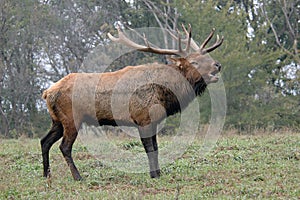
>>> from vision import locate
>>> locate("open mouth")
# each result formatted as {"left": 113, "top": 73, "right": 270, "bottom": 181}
{"left": 208, "top": 71, "right": 220, "bottom": 83}
{"left": 211, "top": 69, "right": 220, "bottom": 76}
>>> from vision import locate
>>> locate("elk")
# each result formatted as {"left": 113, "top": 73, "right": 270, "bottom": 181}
{"left": 41, "top": 24, "right": 223, "bottom": 180}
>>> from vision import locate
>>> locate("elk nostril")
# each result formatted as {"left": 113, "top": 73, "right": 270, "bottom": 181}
{"left": 215, "top": 62, "right": 221, "bottom": 71}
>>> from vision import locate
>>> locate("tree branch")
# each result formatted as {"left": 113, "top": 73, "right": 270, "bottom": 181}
{"left": 281, "top": 0, "right": 295, "bottom": 39}
{"left": 261, "top": 0, "right": 299, "bottom": 64}
{"left": 142, "top": 0, "right": 179, "bottom": 50}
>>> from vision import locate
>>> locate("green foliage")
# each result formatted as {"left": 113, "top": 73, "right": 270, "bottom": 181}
{"left": 0, "top": 0, "right": 299, "bottom": 137}
{"left": 174, "top": 0, "right": 299, "bottom": 132}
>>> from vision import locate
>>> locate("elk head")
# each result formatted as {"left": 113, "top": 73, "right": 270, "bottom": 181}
{"left": 108, "top": 24, "right": 224, "bottom": 84}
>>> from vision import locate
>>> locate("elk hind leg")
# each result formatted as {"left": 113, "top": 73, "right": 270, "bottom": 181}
{"left": 41, "top": 121, "right": 63, "bottom": 178}
{"left": 59, "top": 125, "right": 82, "bottom": 181}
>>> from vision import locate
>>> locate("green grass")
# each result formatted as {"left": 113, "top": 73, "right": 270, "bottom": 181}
{"left": 0, "top": 132, "right": 299, "bottom": 199}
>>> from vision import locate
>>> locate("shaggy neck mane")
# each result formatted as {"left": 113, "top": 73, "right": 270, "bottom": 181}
{"left": 194, "top": 77, "right": 207, "bottom": 96}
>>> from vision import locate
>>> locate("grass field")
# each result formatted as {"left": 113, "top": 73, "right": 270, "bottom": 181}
{"left": 0, "top": 132, "right": 299, "bottom": 199}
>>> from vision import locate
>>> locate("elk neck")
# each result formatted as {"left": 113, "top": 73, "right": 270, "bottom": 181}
{"left": 168, "top": 57, "right": 207, "bottom": 96}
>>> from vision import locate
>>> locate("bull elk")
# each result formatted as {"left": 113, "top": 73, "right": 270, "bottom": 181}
{"left": 41, "top": 24, "right": 224, "bottom": 180}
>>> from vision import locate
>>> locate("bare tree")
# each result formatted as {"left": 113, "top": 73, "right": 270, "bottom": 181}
{"left": 0, "top": 0, "right": 131, "bottom": 137}
{"left": 141, "top": 0, "right": 180, "bottom": 49}
{"left": 261, "top": 0, "right": 299, "bottom": 64}
{"left": 0, "top": 59, "right": 9, "bottom": 137}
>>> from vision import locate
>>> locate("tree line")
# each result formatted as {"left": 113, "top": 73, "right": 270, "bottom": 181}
{"left": 0, "top": 0, "right": 299, "bottom": 138}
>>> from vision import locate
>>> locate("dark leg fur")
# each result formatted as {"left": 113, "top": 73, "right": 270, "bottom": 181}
{"left": 59, "top": 128, "right": 82, "bottom": 181}
{"left": 41, "top": 121, "right": 63, "bottom": 178}
{"left": 138, "top": 124, "right": 160, "bottom": 178}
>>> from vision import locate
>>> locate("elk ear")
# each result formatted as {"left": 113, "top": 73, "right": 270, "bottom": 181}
{"left": 167, "top": 57, "right": 181, "bottom": 67}
{"left": 168, "top": 57, "right": 188, "bottom": 71}
{"left": 167, "top": 57, "right": 180, "bottom": 66}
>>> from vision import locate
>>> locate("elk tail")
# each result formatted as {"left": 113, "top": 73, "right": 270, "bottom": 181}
{"left": 42, "top": 90, "right": 48, "bottom": 99}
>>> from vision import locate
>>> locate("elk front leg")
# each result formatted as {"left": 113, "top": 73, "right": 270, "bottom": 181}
{"left": 138, "top": 124, "right": 160, "bottom": 178}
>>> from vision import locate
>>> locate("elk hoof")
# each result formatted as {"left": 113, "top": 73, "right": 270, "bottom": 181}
{"left": 43, "top": 168, "right": 51, "bottom": 178}
{"left": 73, "top": 174, "right": 83, "bottom": 181}
{"left": 150, "top": 169, "right": 161, "bottom": 178}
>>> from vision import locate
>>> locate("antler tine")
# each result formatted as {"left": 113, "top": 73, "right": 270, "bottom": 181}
{"left": 181, "top": 24, "right": 200, "bottom": 51}
{"left": 181, "top": 24, "right": 191, "bottom": 52}
{"left": 176, "top": 28, "right": 183, "bottom": 52}
{"left": 199, "top": 28, "right": 216, "bottom": 52}
{"left": 201, "top": 34, "right": 224, "bottom": 54}
{"left": 107, "top": 27, "right": 120, "bottom": 42}
{"left": 108, "top": 27, "right": 147, "bottom": 50}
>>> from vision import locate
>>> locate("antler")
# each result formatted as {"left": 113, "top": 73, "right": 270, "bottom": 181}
{"left": 169, "top": 24, "right": 199, "bottom": 52}
{"left": 108, "top": 25, "right": 223, "bottom": 57}
{"left": 168, "top": 24, "right": 224, "bottom": 55}
{"left": 198, "top": 28, "right": 224, "bottom": 54}
{"left": 108, "top": 26, "right": 192, "bottom": 57}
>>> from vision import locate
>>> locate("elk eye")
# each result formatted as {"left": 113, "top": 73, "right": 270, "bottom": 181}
{"left": 191, "top": 62, "right": 198, "bottom": 65}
